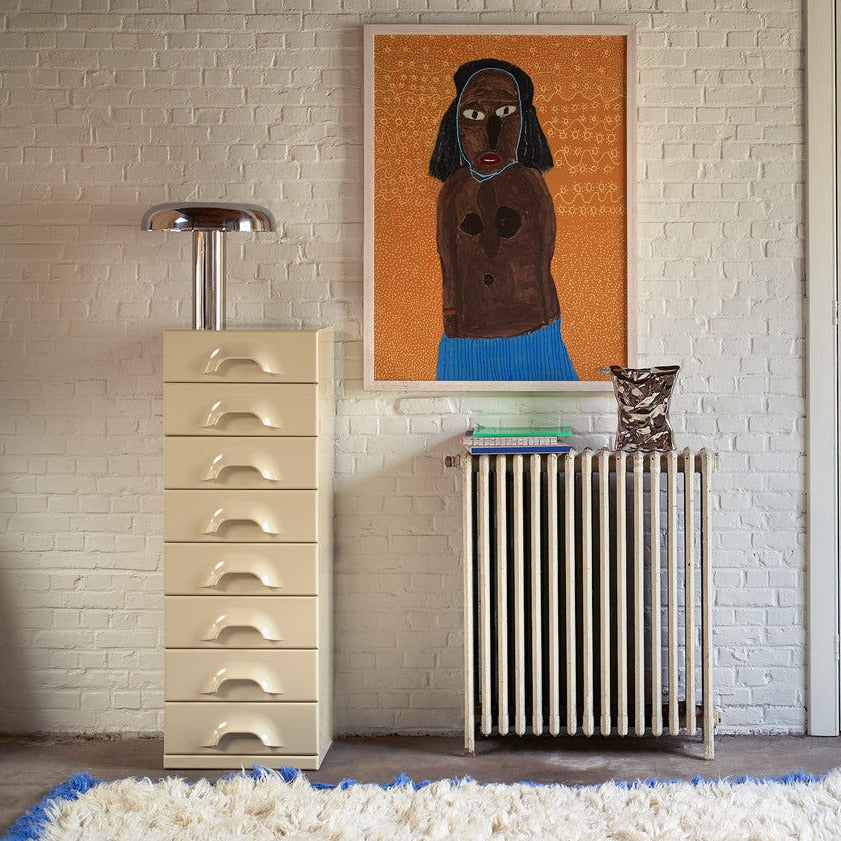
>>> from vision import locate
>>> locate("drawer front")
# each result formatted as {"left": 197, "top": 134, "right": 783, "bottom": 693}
{"left": 164, "top": 384, "right": 318, "bottom": 437}
{"left": 165, "top": 702, "right": 318, "bottom": 755}
{"left": 164, "top": 543, "right": 318, "bottom": 596}
{"left": 165, "top": 437, "right": 318, "bottom": 490}
{"left": 164, "top": 331, "right": 320, "bottom": 383}
{"left": 165, "top": 596, "right": 317, "bottom": 648}
{"left": 164, "top": 490, "right": 317, "bottom": 543}
{"left": 165, "top": 650, "right": 317, "bottom": 702}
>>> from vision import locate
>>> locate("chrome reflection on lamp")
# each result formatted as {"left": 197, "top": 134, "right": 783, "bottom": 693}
{"left": 141, "top": 203, "right": 276, "bottom": 331}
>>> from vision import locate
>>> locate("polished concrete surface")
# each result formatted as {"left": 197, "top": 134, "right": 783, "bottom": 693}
{"left": 2, "top": 734, "right": 840, "bottom": 833}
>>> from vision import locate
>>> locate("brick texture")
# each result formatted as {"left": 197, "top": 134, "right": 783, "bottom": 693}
{"left": 0, "top": 0, "right": 805, "bottom": 735}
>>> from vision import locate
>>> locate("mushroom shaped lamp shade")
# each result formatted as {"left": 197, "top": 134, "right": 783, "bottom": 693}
{"left": 141, "top": 202, "right": 276, "bottom": 331}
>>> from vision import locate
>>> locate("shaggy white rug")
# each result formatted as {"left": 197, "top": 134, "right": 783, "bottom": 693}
{"left": 7, "top": 767, "right": 841, "bottom": 841}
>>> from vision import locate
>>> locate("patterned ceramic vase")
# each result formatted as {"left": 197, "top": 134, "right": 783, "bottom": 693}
{"left": 609, "top": 365, "right": 679, "bottom": 452}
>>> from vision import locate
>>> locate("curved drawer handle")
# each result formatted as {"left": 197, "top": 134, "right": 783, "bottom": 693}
{"left": 199, "top": 664, "right": 284, "bottom": 696}
{"left": 200, "top": 609, "right": 282, "bottom": 642}
{"left": 200, "top": 558, "right": 281, "bottom": 590}
{"left": 201, "top": 718, "right": 283, "bottom": 749}
{"left": 202, "top": 400, "right": 281, "bottom": 430}
{"left": 202, "top": 453, "right": 281, "bottom": 483}
{"left": 201, "top": 505, "right": 281, "bottom": 536}
{"left": 204, "top": 347, "right": 278, "bottom": 376}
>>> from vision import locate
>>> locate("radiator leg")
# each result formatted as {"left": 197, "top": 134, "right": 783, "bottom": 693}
{"left": 704, "top": 730, "right": 714, "bottom": 760}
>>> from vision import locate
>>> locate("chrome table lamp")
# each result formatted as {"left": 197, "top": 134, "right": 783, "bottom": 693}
{"left": 141, "top": 202, "right": 276, "bottom": 330}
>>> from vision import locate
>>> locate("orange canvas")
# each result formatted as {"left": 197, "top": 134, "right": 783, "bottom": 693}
{"left": 370, "top": 31, "right": 629, "bottom": 384}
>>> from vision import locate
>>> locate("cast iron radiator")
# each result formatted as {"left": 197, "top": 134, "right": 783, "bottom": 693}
{"left": 461, "top": 449, "right": 716, "bottom": 759}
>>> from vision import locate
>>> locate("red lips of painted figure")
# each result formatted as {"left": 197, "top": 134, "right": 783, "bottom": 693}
{"left": 458, "top": 69, "right": 522, "bottom": 176}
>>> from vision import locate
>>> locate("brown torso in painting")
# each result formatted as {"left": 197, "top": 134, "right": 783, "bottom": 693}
{"left": 436, "top": 163, "right": 560, "bottom": 340}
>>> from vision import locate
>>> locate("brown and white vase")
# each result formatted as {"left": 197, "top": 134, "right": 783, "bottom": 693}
{"left": 609, "top": 365, "right": 680, "bottom": 452}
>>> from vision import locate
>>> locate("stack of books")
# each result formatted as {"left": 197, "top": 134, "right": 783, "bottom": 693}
{"left": 460, "top": 425, "right": 573, "bottom": 454}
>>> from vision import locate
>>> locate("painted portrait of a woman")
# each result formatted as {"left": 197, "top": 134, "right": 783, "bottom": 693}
{"left": 429, "top": 58, "right": 578, "bottom": 381}
{"left": 366, "top": 30, "right": 631, "bottom": 388}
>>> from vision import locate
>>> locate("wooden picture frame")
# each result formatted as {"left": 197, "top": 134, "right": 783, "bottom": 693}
{"left": 364, "top": 24, "right": 637, "bottom": 391}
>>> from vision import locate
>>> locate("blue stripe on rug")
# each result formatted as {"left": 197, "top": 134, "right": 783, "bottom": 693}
{"left": 2, "top": 773, "right": 103, "bottom": 841}
{"left": 2, "top": 766, "right": 829, "bottom": 841}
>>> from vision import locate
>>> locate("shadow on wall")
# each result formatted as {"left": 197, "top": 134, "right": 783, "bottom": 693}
{"left": 0, "top": 554, "right": 44, "bottom": 732}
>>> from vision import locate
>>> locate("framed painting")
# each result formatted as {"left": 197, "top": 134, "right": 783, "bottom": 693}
{"left": 363, "top": 24, "right": 637, "bottom": 391}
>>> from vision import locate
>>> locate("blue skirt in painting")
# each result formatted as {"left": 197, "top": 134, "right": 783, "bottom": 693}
{"left": 435, "top": 319, "right": 578, "bottom": 381}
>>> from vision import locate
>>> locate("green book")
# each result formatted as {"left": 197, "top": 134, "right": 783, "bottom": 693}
{"left": 472, "top": 424, "right": 572, "bottom": 438}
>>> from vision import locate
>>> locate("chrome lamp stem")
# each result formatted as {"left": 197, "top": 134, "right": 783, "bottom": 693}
{"left": 193, "top": 229, "right": 225, "bottom": 331}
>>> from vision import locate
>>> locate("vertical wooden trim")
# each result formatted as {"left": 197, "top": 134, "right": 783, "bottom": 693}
{"left": 806, "top": 0, "right": 841, "bottom": 737}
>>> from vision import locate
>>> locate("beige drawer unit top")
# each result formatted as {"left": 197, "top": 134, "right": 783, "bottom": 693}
{"left": 164, "top": 330, "right": 323, "bottom": 383}
{"left": 164, "top": 702, "right": 319, "bottom": 756}
{"left": 164, "top": 383, "right": 318, "bottom": 437}
{"left": 164, "top": 489, "right": 318, "bottom": 543}
{"left": 164, "top": 437, "right": 318, "bottom": 490}
{"left": 164, "top": 543, "right": 318, "bottom": 597}
{"left": 165, "top": 650, "right": 318, "bottom": 702}
{"left": 164, "top": 596, "right": 318, "bottom": 649}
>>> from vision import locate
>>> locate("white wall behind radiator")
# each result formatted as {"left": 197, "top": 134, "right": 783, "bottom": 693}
{"left": 0, "top": 0, "right": 805, "bottom": 734}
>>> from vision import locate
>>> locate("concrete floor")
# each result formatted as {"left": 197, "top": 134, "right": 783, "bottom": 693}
{"left": 2, "top": 734, "right": 840, "bottom": 833}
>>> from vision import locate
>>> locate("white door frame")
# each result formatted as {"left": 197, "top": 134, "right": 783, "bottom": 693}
{"left": 806, "top": 0, "right": 840, "bottom": 735}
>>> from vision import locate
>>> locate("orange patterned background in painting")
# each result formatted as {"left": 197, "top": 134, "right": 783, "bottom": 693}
{"left": 373, "top": 34, "right": 627, "bottom": 382}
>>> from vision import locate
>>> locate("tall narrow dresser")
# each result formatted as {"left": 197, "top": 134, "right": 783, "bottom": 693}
{"left": 162, "top": 329, "right": 333, "bottom": 770}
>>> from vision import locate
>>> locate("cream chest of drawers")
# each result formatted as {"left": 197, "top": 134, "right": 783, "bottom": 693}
{"left": 162, "top": 329, "right": 333, "bottom": 770}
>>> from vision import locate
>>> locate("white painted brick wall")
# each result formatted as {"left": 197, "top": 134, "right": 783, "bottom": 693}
{"left": 0, "top": 0, "right": 805, "bottom": 735}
